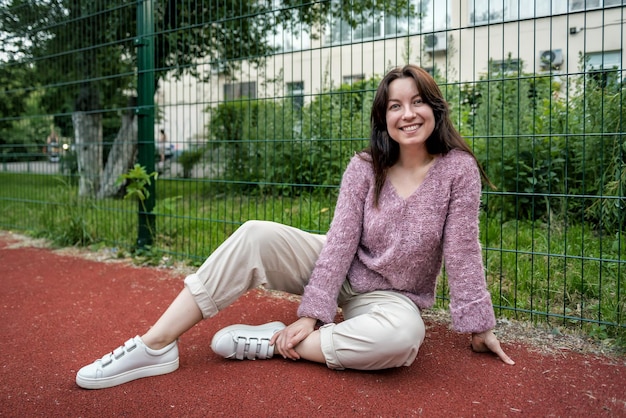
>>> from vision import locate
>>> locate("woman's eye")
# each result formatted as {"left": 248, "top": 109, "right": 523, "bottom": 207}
{"left": 414, "top": 99, "right": 423, "bottom": 105}
{"left": 389, "top": 104, "right": 400, "bottom": 110}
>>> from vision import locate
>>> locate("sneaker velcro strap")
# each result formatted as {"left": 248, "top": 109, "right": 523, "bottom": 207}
{"left": 235, "top": 337, "right": 247, "bottom": 360}
{"left": 233, "top": 336, "right": 272, "bottom": 360}
{"left": 113, "top": 346, "right": 125, "bottom": 359}
{"left": 124, "top": 338, "right": 137, "bottom": 352}
{"left": 258, "top": 339, "right": 270, "bottom": 359}
{"left": 102, "top": 338, "right": 139, "bottom": 366}
{"left": 246, "top": 338, "right": 259, "bottom": 360}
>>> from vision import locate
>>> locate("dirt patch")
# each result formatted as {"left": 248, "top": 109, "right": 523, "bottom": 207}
{"left": 423, "top": 309, "right": 624, "bottom": 360}
{"left": 0, "top": 230, "right": 196, "bottom": 276}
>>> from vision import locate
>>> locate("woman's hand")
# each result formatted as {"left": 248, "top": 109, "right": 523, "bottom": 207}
{"left": 471, "top": 330, "right": 515, "bottom": 365}
{"left": 270, "top": 317, "right": 317, "bottom": 360}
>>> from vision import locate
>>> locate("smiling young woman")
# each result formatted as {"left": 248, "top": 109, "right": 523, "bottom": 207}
{"left": 383, "top": 76, "right": 439, "bottom": 198}
{"left": 75, "top": 64, "right": 512, "bottom": 391}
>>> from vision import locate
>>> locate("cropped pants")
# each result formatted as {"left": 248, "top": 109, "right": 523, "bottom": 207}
{"left": 183, "top": 220, "right": 425, "bottom": 371}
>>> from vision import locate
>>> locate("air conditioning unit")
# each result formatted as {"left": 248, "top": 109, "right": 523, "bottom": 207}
{"left": 539, "top": 49, "right": 564, "bottom": 70}
{"left": 424, "top": 33, "right": 447, "bottom": 53}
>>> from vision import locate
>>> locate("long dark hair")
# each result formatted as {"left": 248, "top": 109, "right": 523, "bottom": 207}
{"left": 364, "top": 64, "right": 493, "bottom": 205}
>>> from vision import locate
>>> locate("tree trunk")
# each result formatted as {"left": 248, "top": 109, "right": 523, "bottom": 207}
{"left": 72, "top": 111, "right": 102, "bottom": 197}
{"left": 96, "top": 110, "right": 138, "bottom": 199}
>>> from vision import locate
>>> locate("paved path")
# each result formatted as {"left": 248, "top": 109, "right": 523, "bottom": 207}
{"left": 0, "top": 232, "right": 624, "bottom": 417}
{"left": 0, "top": 160, "right": 214, "bottom": 178}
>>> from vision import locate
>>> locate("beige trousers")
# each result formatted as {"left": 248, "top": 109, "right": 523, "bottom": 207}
{"left": 184, "top": 220, "right": 425, "bottom": 370}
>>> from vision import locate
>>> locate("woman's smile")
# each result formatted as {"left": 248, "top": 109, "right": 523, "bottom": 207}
{"left": 400, "top": 123, "right": 421, "bottom": 133}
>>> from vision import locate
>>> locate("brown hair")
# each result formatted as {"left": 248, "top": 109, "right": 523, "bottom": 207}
{"left": 364, "top": 64, "right": 493, "bottom": 205}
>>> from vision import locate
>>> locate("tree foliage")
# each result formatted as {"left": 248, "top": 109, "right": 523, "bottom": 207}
{"left": 0, "top": 59, "right": 33, "bottom": 130}
{"left": 0, "top": 58, "right": 39, "bottom": 154}
{"left": 1, "top": 0, "right": 417, "bottom": 102}
{"left": 0, "top": 0, "right": 416, "bottom": 195}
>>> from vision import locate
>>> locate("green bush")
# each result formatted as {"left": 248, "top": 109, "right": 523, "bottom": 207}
{"left": 205, "top": 78, "right": 376, "bottom": 196}
{"left": 459, "top": 59, "right": 624, "bottom": 232}
{"left": 37, "top": 180, "right": 96, "bottom": 247}
{"left": 177, "top": 148, "right": 205, "bottom": 179}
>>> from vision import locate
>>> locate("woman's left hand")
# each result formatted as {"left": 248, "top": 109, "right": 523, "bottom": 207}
{"left": 271, "top": 317, "right": 317, "bottom": 361}
{"left": 471, "top": 330, "right": 515, "bottom": 365}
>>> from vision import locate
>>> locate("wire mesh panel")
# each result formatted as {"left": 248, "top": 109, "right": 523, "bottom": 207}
{"left": 0, "top": 0, "right": 624, "bottom": 334}
{"left": 0, "top": 0, "right": 140, "bottom": 248}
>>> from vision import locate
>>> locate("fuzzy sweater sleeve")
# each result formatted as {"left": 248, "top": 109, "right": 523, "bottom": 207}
{"left": 443, "top": 154, "right": 496, "bottom": 333}
{"left": 297, "top": 155, "right": 370, "bottom": 323}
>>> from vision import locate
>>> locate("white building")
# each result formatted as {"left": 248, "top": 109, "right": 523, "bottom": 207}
{"left": 156, "top": 0, "right": 625, "bottom": 149}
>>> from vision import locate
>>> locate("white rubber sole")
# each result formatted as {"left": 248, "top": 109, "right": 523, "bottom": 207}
{"left": 76, "top": 357, "right": 179, "bottom": 390}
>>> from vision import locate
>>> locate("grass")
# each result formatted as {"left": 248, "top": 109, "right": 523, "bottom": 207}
{"left": 0, "top": 173, "right": 337, "bottom": 262}
{"left": 0, "top": 172, "right": 624, "bottom": 344}
{"left": 478, "top": 217, "right": 625, "bottom": 331}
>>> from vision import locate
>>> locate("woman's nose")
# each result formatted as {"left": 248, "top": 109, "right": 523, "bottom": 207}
{"left": 402, "top": 108, "right": 416, "bottom": 119}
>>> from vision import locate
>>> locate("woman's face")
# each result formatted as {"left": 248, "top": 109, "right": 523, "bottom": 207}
{"left": 385, "top": 77, "right": 435, "bottom": 150}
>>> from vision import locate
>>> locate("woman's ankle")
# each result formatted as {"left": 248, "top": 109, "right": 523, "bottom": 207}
{"left": 141, "top": 333, "right": 174, "bottom": 350}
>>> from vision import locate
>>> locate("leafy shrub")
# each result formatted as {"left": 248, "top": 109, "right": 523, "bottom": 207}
{"left": 460, "top": 59, "right": 624, "bottom": 232}
{"left": 177, "top": 148, "right": 205, "bottom": 178}
{"left": 460, "top": 62, "right": 557, "bottom": 220}
{"left": 37, "top": 180, "right": 96, "bottom": 246}
{"left": 205, "top": 78, "right": 376, "bottom": 196}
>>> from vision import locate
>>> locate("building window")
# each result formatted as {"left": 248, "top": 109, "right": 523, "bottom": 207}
{"left": 490, "top": 58, "right": 521, "bottom": 74}
{"left": 470, "top": 0, "right": 567, "bottom": 25}
{"left": 586, "top": 50, "right": 622, "bottom": 70}
{"left": 342, "top": 74, "right": 365, "bottom": 85}
{"left": 326, "top": 10, "right": 388, "bottom": 44}
{"left": 269, "top": 27, "right": 310, "bottom": 52}
{"left": 324, "top": 0, "right": 448, "bottom": 45}
{"left": 223, "top": 82, "right": 257, "bottom": 101}
{"left": 569, "top": 0, "right": 624, "bottom": 11}
{"left": 267, "top": 1, "right": 311, "bottom": 53}
{"left": 287, "top": 81, "right": 304, "bottom": 109}
{"left": 569, "top": 0, "right": 600, "bottom": 10}
{"left": 585, "top": 50, "right": 622, "bottom": 87}
{"left": 468, "top": 0, "right": 626, "bottom": 25}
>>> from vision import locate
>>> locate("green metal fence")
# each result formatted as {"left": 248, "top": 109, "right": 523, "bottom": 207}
{"left": 0, "top": 1, "right": 624, "bottom": 335}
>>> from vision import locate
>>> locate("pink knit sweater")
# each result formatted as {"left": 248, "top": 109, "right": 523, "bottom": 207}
{"left": 297, "top": 149, "right": 496, "bottom": 333}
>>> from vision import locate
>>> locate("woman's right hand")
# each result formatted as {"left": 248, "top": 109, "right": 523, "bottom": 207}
{"left": 471, "top": 330, "right": 515, "bottom": 365}
{"left": 270, "top": 317, "right": 317, "bottom": 360}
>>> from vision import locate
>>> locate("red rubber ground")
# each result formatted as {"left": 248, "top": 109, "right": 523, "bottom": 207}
{"left": 1, "top": 232, "right": 624, "bottom": 417}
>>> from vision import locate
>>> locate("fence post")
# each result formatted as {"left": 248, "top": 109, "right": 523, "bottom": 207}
{"left": 135, "top": 0, "right": 156, "bottom": 248}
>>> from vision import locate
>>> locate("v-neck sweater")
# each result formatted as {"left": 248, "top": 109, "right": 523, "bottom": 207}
{"left": 297, "top": 148, "right": 496, "bottom": 333}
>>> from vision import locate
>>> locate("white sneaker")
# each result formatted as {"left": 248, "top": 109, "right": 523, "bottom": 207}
{"left": 211, "top": 321, "right": 286, "bottom": 360}
{"left": 76, "top": 336, "right": 179, "bottom": 389}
